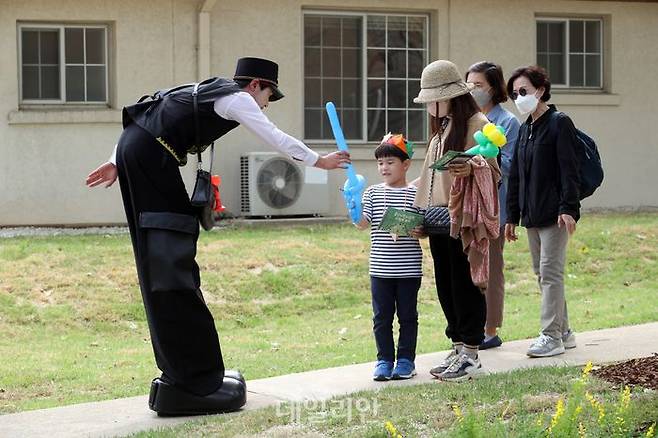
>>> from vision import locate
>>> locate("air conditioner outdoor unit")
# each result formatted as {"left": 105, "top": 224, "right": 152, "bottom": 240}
{"left": 240, "top": 152, "right": 329, "bottom": 217}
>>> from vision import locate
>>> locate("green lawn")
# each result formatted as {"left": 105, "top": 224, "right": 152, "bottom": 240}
{"left": 129, "top": 366, "right": 658, "bottom": 437}
{"left": 0, "top": 213, "right": 656, "bottom": 414}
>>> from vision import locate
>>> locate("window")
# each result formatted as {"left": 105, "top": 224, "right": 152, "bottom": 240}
{"left": 536, "top": 18, "right": 602, "bottom": 89}
{"left": 19, "top": 24, "right": 109, "bottom": 104}
{"left": 303, "top": 12, "right": 429, "bottom": 143}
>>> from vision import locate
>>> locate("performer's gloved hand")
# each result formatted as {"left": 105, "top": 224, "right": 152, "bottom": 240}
{"left": 315, "top": 151, "right": 351, "bottom": 170}
{"left": 86, "top": 162, "right": 118, "bottom": 188}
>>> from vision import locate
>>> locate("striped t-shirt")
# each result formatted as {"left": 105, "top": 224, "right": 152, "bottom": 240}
{"left": 362, "top": 183, "right": 423, "bottom": 278}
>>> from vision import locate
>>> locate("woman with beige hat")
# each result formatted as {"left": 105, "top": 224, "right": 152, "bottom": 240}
{"left": 412, "top": 60, "right": 501, "bottom": 382}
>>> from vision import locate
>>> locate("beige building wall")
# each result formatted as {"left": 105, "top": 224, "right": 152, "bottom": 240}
{"left": 0, "top": 0, "right": 199, "bottom": 226}
{"left": 446, "top": 0, "right": 658, "bottom": 209}
{"left": 1, "top": 0, "right": 656, "bottom": 226}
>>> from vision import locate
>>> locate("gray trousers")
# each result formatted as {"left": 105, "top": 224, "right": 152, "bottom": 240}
{"left": 527, "top": 224, "right": 570, "bottom": 339}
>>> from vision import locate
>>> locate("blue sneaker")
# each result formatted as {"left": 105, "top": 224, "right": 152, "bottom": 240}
{"left": 373, "top": 360, "right": 394, "bottom": 381}
{"left": 391, "top": 358, "right": 416, "bottom": 380}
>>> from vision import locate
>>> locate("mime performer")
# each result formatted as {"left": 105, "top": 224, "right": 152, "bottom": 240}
{"left": 86, "top": 57, "right": 349, "bottom": 415}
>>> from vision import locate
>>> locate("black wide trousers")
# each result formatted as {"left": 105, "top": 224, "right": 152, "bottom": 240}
{"left": 116, "top": 123, "right": 224, "bottom": 395}
{"left": 429, "top": 234, "right": 486, "bottom": 347}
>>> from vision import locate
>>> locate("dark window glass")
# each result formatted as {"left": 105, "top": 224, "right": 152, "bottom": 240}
{"left": 65, "top": 28, "right": 84, "bottom": 63}
{"left": 304, "top": 14, "right": 427, "bottom": 141}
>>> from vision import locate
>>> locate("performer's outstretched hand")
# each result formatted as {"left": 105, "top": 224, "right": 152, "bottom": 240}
{"left": 86, "top": 162, "right": 118, "bottom": 188}
{"left": 315, "top": 151, "right": 351, "bottom": 170}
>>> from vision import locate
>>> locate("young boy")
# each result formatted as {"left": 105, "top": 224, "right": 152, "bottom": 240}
{"left": 356, "top": 134, "right": 423, "bottom": 381}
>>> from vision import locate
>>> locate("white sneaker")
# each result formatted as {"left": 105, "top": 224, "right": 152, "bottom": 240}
{"left": 562, "top": 330, "right": 576, "bottom": 349}
{"left": 430, "top": 348, "right": 459, "bottom": 377}
{"left": 527, "top": 334, "right": 565, "bottom": 358}
{"left": 439, "top": 354, "right": 483, "bottom": 382}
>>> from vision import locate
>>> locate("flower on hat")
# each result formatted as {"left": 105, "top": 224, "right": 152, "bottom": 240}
{"left": 381, "top": 132, "right": 414, "bottom": 159}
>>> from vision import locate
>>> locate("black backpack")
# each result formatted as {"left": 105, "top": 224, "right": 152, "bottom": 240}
{"left": 552, "top": 112, "right": 604, "bottom": 200}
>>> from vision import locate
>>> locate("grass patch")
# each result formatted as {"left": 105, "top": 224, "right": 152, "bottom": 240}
{"left": 0, "top": 213, "right": 657, "bottom": 413}
{"left": 128, "top": 366, "right": 658, "bottom": 437}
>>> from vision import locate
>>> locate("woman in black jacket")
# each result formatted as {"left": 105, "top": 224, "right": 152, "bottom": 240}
{"left": 504, "top": 65, "right": 580, "bottom": 358}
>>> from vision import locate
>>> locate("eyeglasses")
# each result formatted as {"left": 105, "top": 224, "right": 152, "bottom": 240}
{"left": 510, "top": 87, "right": 532, "bottom": 101}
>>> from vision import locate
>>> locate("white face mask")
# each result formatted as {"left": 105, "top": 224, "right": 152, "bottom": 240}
{"left": 471, "top": 88, "right": 491, "bottom": 108}
{"left": 515, "top": 92, "right": 539, "bottom": 115}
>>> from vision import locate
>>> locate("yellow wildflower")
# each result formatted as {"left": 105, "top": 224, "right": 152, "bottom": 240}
{"left": 581, "top": 361, "right": 593, "bottom": 379}
{"left": 536, "top": 414, "right": 544, "bottom": 427}
{"left": 385, "top": 421, "right": 396, "bottom": 435}
{"left": 586, "top": 392, "right": 605, "bottom": 423}
{"left": 585, "top": 392, "right": 595, "bottom": 405}
{"left": 615, "top": 415, "right": 625, "bottom": 430}
{"left": 646, "top": 422, "right": 656, "bottom": 438}
{"left": 384, "top": 421, "right": 403, "bottom": 438}
{"left": 548, "top": 398, "right": 565, "bottom": 434}
{"left": 578, "top": 421, "right": 587, "bottom": 438}
{"left": 452, "top": 404, "right": 464, "bottom": 422}
{"left": 620, "top": 386, "right": 631, "bottom": 411}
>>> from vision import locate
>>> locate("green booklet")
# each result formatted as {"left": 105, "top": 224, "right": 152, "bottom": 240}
{"left": 378, "top": 207, "right": 424, "bottom": 238}
{"left": 430, "top": 150, "right": 473, "bottom": 171}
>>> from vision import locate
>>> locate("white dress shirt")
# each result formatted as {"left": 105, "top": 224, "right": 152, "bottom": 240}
{"left": 109, "top": 91, "right": 319, "bottom": 167}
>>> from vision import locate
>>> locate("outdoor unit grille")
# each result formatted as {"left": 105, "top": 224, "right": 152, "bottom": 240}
{"left": 240, "top": 152, "right": 329, "bottom": 217}
{"left": 240, "top": 156, "right": 250, "bottom": 214}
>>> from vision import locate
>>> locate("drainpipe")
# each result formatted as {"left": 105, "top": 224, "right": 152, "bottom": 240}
{"left": 198, "top": 0, "right": 217, "bottom": 80}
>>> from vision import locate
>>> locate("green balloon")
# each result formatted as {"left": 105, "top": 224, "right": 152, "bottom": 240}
{"left": 465, "top": 145, "right": 479, "bottom": 155}
{"left": 474, "top": 131, "right": 488, "bottom": 146}
{"left": 481, "top": 143, "right": 499, "bottom": 158}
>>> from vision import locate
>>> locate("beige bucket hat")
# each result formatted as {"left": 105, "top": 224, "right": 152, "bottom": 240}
{"left": 413, "top": 60, "right": 475, "bottom": 104}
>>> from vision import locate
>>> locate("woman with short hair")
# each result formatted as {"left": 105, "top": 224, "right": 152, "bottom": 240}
{"left": 505, "top": 65, "right": 580, "bottom": 358}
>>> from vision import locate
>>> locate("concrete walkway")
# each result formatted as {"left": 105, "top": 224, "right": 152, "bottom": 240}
{"left": 2, "top": 322, "right": 657, "bottom": 438}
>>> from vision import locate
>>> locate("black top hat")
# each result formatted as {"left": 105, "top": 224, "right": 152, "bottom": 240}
{"left": 233, "top": 57, "right": 284, "bottom": 102}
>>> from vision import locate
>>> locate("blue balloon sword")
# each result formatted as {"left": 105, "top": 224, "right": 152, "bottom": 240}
{"left": 325, "top": 101, "right": 366, "bottom": 224}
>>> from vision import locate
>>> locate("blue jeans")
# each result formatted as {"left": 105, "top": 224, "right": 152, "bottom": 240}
{"left": 371, "top": 276, "right": 421, "bottom": 362}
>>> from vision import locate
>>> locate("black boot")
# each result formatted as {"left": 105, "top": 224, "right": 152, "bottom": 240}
{"left": 149, "top": 376, "right": 247, "bottom": 416}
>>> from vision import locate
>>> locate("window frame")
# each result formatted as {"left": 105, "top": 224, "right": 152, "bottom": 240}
{"left": 18, "top": 23, "right": 110, "bottom": 105}
{"left": 302, "top": 10, "right": 430, "bottom": 144}
{"left": 536, "top": 17, "right": 604, "bottom": 90}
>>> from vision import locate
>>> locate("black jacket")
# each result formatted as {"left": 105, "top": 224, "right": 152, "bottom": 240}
{"left": 506, "top": 105, "right": 580, "bottom": 228}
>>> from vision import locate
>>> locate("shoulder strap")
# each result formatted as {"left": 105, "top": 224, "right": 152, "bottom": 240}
{"left": 550, "top": 110, "right": 564, "bottom": 139}
{"left": 137, "top": 82, "right": 196, "bottom": 103}
{"left": 427, "top": 119, "right": 447, "bottom": 207}
{"left": 192, "top": 82, "right": 214, "bottom": 173}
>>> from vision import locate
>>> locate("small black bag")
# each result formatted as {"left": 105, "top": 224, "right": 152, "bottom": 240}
{"left": 190, "top": 166, "right": 212, "bottom": 208}
{"left": 190, "top": 147, "right": 216, "bottom": 231}
{"left": 423, "top": 206, "right": 451, "bottom": 235}
{"left": 422, "top": 120, "right": 451, "bottom": 236}
{"left": 188, "top": 83, "right": 217, "bottom": 231}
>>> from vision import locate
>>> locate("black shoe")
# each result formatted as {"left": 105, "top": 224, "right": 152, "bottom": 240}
{"left": 224, "top": 369, "right": 245, "bottom": 385}
{"left": 149, "top": 377, "right": 247, "bottom": 416}
{"left": 479, "top": 335, "right": 503, "bottom": 350}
